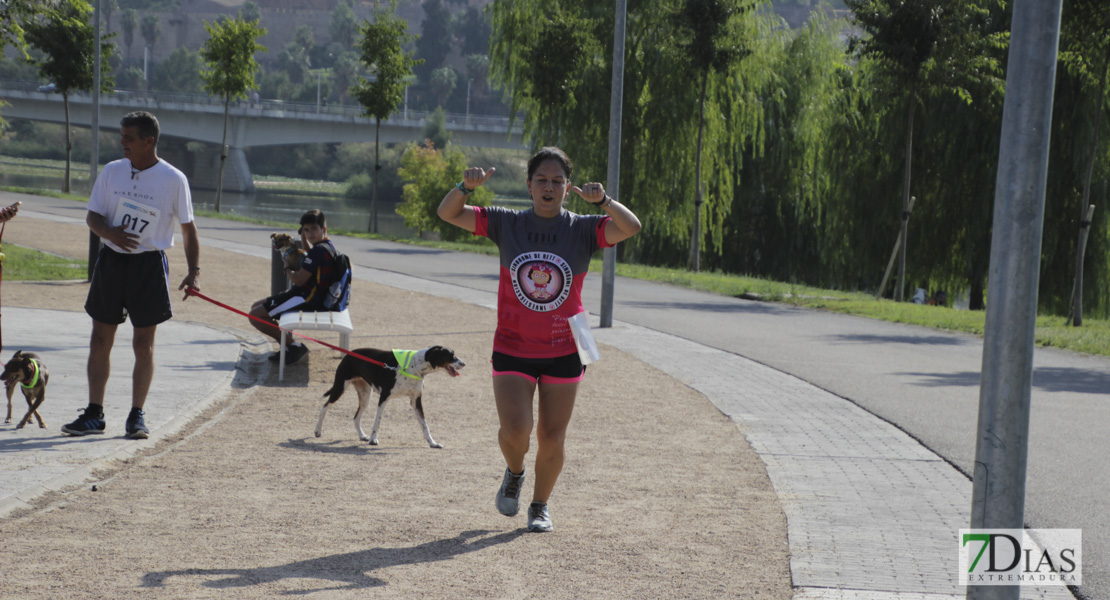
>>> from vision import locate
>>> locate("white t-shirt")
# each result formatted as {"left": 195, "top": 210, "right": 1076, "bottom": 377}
{"left": 88, "top": 158, "right": 194, "bottom": 254}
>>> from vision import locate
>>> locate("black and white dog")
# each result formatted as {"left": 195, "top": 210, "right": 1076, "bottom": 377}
{"left": 315, "top": 345, "right": 465, "bottom": 448}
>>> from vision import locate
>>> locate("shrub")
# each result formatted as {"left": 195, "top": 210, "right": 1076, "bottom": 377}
{"left": 396, "top": 140, "right": 490, "bottom": 242}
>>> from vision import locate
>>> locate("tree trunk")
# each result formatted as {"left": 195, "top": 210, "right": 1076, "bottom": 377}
{"left": 687, "top": 69, "right": 709, "bottom": 272}
{"left": 63, "top": 92, "right": 71, "bottom": 194}
{"left": 215, "top": 95, "right": 230, "bottom": 213}
{"left": 969, "top": 276, "right": 985, "bottom": 311}
{"left": 895, "top": 85, "right": 916, "bottom": 302}
{"left": 1068, "top": 45, "right": 1109, "bottom": 326}
{"left": 369, "top": 118, "right": 381, "bottom": 234}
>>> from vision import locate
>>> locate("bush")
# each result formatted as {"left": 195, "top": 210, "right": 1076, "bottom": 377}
{"left": 396, "top": 141, "right": 490, "bottom": 242}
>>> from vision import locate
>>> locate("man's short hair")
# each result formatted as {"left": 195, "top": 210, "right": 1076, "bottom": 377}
{"left": 120, "top": 111, "right": 160, "bottom": 145}
{"left": 300, "top": 209, "right": 326, "bottom": 228}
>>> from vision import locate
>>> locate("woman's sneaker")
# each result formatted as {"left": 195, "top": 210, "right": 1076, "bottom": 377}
{"left": 61, "top": 407, "right": 106, "bottom": 436}
{"left": 527, "top": 502, "right": 553, "bottom": 532}
{"left": 125, "top": 408, "right": 149, "bottom": 440}
{"left": 495, "top": 467, "right": 525, "bottom": 516}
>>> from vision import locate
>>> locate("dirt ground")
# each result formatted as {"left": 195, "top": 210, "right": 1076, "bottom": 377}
{"left": 0, "top": 216, "right": 793, "bottom": 599}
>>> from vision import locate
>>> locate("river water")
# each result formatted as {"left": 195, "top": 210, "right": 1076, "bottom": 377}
{"left": 0, "top": 171, "right": 415, "bottom": 237}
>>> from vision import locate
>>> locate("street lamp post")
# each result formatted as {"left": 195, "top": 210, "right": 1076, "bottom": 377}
{"left": 316, "top": 71, "right": 322, "bottom": 113}
{"left": 466, "top": 78, "right": 473, "bottom": 126}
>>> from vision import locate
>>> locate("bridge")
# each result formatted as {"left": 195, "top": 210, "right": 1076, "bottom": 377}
{"left": 0, "top": 80, "right": 526, "bottom": 192}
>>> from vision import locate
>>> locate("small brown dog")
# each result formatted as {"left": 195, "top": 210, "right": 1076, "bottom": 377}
{"left": 3, "top": 351, "right": 49, "bottom": 429}
{"left": 271, "top": 232, "right": 307, "bottom": 271}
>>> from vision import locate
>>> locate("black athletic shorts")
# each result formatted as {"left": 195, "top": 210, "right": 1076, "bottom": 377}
{"left": 85, "top": 247, "right": 173, "bottom": 328}
{"left": 491, "top": 351, "right": 585, "bottom": 384}
{"left": 263, "top": 287, "right": 327, "bottom": 317}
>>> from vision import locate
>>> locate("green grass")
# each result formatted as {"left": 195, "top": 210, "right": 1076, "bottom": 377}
{"left": 0, "top": 186, "right": 87, "bottom": 202}
{"left": 8, "top": 182, "right": 1110, "bottom": 358}
{"left": 597, "top": 261, "right": 1110, "bottom": 358}
{"left": 252, "top": 175, "right": 346, "bottom": 196}
{"left": 1, "top": 243, "right": 87, "bottom": 281}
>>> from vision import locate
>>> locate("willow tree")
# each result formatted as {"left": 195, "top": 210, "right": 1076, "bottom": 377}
{"left": 200, "top": 14, "right": 266, "bottom": 212}
{"left": 725, "top": 10, "right": 853, "bottom": 283}
{"left": 489, "top": 0, "right": 765, "bottom": 268}
{"left": 676, "top": 0, "right": 751, "bottom": 272}
{"left": 1060, "top": 0, "right": 1110, "bottom": 325}
{"left": 845, "top": 0, "right": 1004, "bottom": 302}
{"left": 350, "top": 0, "right": 420, "bottom": 233}
{"left": 23, "top": 0, "right": 114, "bottom": 193}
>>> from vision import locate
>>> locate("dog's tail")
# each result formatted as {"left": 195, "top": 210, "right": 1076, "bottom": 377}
{"left": 321, "top": 364, "right": 347, "bottom": 405}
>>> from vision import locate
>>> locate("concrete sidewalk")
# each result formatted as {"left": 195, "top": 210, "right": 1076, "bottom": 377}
{"left": 0, "top": 307, "right": 266, "bottom": 517}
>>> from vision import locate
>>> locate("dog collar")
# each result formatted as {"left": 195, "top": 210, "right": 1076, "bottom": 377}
{"left": 392, "top": 350, "right": 422, "bottom": 380}
{"left": 21, "top": 359, "right": 40, "bottom": 390}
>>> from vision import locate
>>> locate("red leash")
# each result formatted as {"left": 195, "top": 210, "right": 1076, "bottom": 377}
{"left": 185, "top": 288, "right": 391, "bottom": 369}
{"left": 0, "top": 220, "right": 6, "bottom": 356}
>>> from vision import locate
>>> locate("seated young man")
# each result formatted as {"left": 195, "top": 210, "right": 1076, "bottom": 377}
{"left": 249, "top": 209, "right": 341, "bottom": 364}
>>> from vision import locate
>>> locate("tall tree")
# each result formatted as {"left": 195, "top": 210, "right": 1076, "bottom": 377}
{"left": 140, "top": 13, "right": 159, "bottom": 55}
{"left": 0, "top": 0, "right": 39, "bottom": 129}
{"left": 0, "top": 0, "right": 37, "bottom": 58}
{"left": 676, "top": 0, "right": 752, "bottom": 271}
{"left": 152, "top": 46, "right": 203, "bottom": 93}
{"left": 456, "top": 6, "right": 491, "bottom": 57}
{"left": 725, "top": 11, "right": 852, "bottom": 284}
{"left": 414, "top": 0, "right": 451, "bottom": 82}
{"left": 490, "top": 0, "right": 766, "bottom": 269}
{"left": 332, "top": 50, "right": 363, "bottom": 102}
{"left": 199, "top": 15, "right": 267, "bottom": 212}
{"left": 352, "top": 0, "right": 421, "bottom": 233}
{"left": 241, "top": 1, "right": 262, "bottom": 24}
{"left": 23, "top": 0, "right": 114, "bottom": 193}
{"left": 120, "top": 8, "right": 136, "bottom": 64}
{"left": 276, "top": 40, "right": 311, "bottom": 84}
{"left": 429, "top": 66, "right": 457, "bottom": 107}
{"left": 465, "top": 53, "right": 489, "bottom": 93}
{"left": 1059, "top": 0, "right": 1110, "bottom": 325}
{"left": 844, "top": 0, "right": 1003, "bottom": 302}
{"left": 330, "top": 0, "right": 358, "bottom": 47}
{"left": 102, "top": 0, "right": 117, "bottom": 37}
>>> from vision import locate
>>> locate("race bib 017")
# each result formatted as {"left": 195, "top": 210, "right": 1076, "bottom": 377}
{"left": 113, "top": 196, "right": 161, "bottom": 248}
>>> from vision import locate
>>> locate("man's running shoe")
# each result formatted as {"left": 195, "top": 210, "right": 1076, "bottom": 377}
{"left": 125, "top": 408, "right": 149, "bottom": 440}
{"left": 61, "top": 407, "right": 106, "bottom": 436}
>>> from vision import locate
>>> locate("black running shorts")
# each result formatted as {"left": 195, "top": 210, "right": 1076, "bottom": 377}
{"left": 85, "top": 247, "right": 173, "bottom": 328}
{"left": 491, "top": 351, "right": 585, "bottom": 384}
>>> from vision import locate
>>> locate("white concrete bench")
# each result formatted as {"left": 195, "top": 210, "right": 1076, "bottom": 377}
{"left": 278, "top": 308, "right": 353, "bottom": 382}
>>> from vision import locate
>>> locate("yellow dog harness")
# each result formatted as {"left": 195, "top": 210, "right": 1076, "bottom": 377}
{"left": 392, "top": 350, "right": 421, "bottom": 380}
{"left": 21, "top": 359, "right": 41, "bottom": 390}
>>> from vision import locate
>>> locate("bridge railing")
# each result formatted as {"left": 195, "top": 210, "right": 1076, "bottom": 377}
{"left": 1, "top": 78, "right": 519, "bottom": 130}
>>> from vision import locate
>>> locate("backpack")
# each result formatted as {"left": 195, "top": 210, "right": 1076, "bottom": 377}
{"left": 321, "top": 243, "right": 352, "bottom": 312}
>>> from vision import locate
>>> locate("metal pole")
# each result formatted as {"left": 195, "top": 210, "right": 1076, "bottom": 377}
{"left": 466, "top": 78, "right": 472, "bottom": 125}
{"left": 316, "top": 71, "right": 321, "bottom": 113}
{"left": 600, "top": 0, "right": 626, "bottom": 328}
{"left": 88, "top": 0, "right": 101, "bottom": 277}
{"left": 90, "top": 0, "right": 100, "bottom": 191}
{"left": 968, "top": 1, "right": 1062, "bottom": 599}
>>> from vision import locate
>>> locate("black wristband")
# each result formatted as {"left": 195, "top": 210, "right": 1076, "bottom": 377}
{"left": 591, "top": 195, "right": 614, "bottom": 208}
